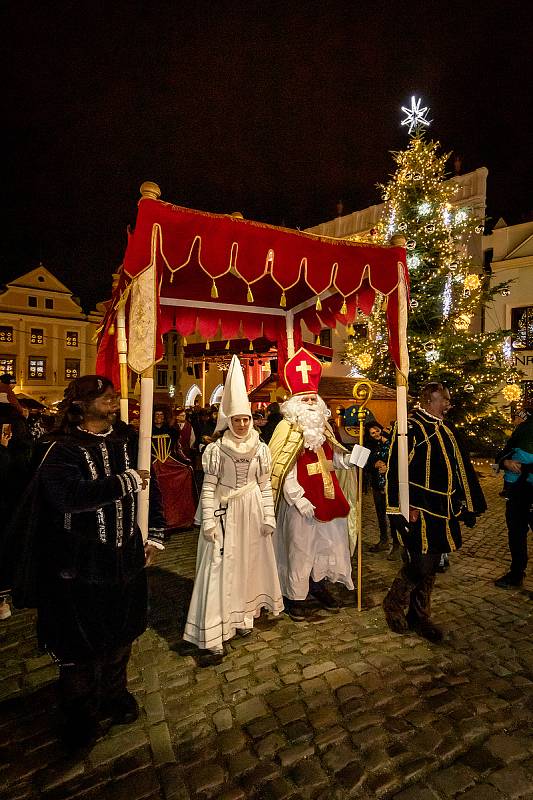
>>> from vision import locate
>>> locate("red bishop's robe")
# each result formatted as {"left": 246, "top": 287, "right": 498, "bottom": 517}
{"left": 296, "top": 441, "right": 350, "bottom": 522}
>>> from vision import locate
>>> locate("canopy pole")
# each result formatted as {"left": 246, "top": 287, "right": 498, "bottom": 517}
{"left": 391, "top": 236, "right": 409, "bottom": 520}
{"left": 286, "top": 310, "right": 295, "bottom": 358}
{"left": 116, "top": 300, "right": 129, "bottom": 423}
{"left": 137, "top": 365, "right": 154, "bottom": 541}
{"left": 134, "top": 181, "right": 161, "bottom": 541}
{"left": 353, "top": 380, "right": 373, "bottom": 612}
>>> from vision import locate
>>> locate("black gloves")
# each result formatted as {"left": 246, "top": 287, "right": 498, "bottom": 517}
{"left": 388, "top": 513, "right": 410, "bottom": 537}
{"left": 459, "top": 509, "right": 477, "bottom": 528}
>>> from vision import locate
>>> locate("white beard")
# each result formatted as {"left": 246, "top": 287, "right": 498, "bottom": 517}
{"left": 281, "top": 395, "right": 329, "bottom": 452}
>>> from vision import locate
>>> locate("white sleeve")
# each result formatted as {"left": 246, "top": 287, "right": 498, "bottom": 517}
{"left": 333, "top": 449, "right": 351, "bottom": 470}
{"left": 190, "top": 428, "right": 196, "bottom": 448}
{"left": 201, "top": 474, "right": 218, "bottom": 531}
{"left": 260, "top": 478, "right": 276, "bottom": 528}
{"left": 282, "top": 463, "right": 305, "bottom": 505}
{"left": 201, "top": 443, "right": 221, "bottom": 531}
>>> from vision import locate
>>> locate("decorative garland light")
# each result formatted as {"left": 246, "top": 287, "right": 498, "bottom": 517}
{"left": 502, "top": 384, "right": 522, "bottom": 402}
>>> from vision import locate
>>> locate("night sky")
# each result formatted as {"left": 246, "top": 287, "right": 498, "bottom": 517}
{"left": 4, "top": 0, "right": 532, "bottom": 310}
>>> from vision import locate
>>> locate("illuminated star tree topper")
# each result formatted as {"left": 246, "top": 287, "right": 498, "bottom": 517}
{"left": 401, "top": 95, "right": 432, "bottom": 135}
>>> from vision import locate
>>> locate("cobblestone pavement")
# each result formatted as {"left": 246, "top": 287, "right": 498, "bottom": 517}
{"left": 2, "top": 469, "right": 533, "bottom": 800}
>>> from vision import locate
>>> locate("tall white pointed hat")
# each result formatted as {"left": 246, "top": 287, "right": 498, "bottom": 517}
{"left": 215, "top": 354, "right": 252, "bottom": 433}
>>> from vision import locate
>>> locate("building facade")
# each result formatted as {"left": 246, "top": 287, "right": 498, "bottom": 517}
{"left": 483, "top": 219, "right": 533, "bottom": 406}
{"left": 0, "top": 264, "right": 103, "bottom": 405}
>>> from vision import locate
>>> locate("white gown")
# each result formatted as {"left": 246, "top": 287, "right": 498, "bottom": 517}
{"left": 273, "top": 449, "right": 355, "bottom": 600}
{"left": 183, "top": 431, "right": 284, "bottom": 652}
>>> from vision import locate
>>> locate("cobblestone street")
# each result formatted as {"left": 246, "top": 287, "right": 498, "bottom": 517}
{"left": 2, "top": 469, "right": 533, "bottom": 800}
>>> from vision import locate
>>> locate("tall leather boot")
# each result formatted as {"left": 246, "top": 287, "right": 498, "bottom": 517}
{"left": 406, "top": 575, "right": 443, "bottom": 643}
{"left": 382, "top": 571, "right": 416, "bottom": 633}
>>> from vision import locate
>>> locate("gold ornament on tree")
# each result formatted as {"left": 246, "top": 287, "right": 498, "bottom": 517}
{"left": 502, "top": 384, "right": 522, "bottom": 402}
{"left": 463, "top": 274, "right": 481, "bottom": 291}
{"left": 356, "top": 352, "right": 373, "bottom": 370}
{"left": 454, "top": 313, "right": 472, "bottom": 331}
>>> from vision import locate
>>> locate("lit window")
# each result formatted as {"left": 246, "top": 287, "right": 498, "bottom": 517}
{"left": 45, "top": 298, "right": 54, "bottom": 310}
{"left": 30, "top": 328, "right": 44, "bottom": 345}
{"left": 28, "top": 296, "right": 37, "bottom": 308}
{"left": 66, "top": 331, "right": 79, "bottom": 347}
{"left": 28, "top": 357, "right": 46, "bottom": 379}
{"left": 0, "top": 356, "right": 15, "bottom": 375}
{"left": 512, "top": 307, "right": 533, "bottom": 350}
{"left": 65, "top": 359, "right": 80, "bottom": 380}
{"left": 0, "top": 326, "right": 13, "bottom": 342}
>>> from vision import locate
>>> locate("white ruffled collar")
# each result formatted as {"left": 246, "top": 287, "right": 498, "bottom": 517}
{"left": 221, "top": 427, "right": 259, "bottom": 456}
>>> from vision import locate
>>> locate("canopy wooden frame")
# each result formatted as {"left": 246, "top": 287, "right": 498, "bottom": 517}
{"left": 97, "top": 182, "right": 410, "bottom": 608}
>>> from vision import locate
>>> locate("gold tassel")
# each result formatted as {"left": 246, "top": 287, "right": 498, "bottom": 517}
{"left": 205, "top": 340, "right": 210, "bottom": 351}
{"left": 249, "top": 340, "right": 253, "bottom": 351}
{"left": 210, "top": 280, "right": 219, "bottom": 299}
{"left": 247, "top": 285, "right": 254, "bottom": 303}
{"left": 183, "top": 336, "right": 188, "bottom": 346}
{"left": 346, "top": 325, "right": 355, "bottom": 336}
{"left": 315, "top": 296, "right": 322, "bottom": 311}
{"left": 315, "top": 335, "right": 321, "bottom": 345}
{"left": 109, "top": 324, "right": 115, "bottom": 335}
{"left": 170, "top": 272, "right": 174, "bottom": 283}
{"left": 225, "top": 340, "right": 230, "bottom": 350}
{"left": 280, "top": 291, "right": 286, "bottom": 308}
{"left": 134, "top": 375, "right": 141, "bottom": 397}
{"left": 340, "top": 298, "right": 347, "bottom": 315}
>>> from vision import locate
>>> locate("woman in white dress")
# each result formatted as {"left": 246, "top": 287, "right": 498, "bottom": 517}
{"left": 183, "top": 356, "right": 283, "bottom": 665}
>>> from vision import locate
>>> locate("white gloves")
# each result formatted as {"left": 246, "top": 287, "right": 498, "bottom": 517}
{"left": 202, "top": 524, "right": 216, "bottom": 542}
{"left": 295, "top": 497, "right": 316, "bottom": 519}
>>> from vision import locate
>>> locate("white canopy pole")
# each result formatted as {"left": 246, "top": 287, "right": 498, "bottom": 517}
{"left": 391, "top": 238, "right": 410, "bottom": 520}
{"left": 137, "top": 366, "right": 154, "bottom": 541}
{"left": 116, "top": 299, "right": 129, "bottom": 424}
{"left": 134, "top": 181, "right": 161, "bottom": 541}
{"left": 286, "top": 310, "right": 295, "bottom": 358}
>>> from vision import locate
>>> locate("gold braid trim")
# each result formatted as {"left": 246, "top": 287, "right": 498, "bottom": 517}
{"left": 445, "top": 517, "right": 456, "bottom": 551}
{"left": 444, "top": 425, "right": 474, "bottom": 511}
{"left": 420, "top": 513, "right": 428, "bottom": 554}
{"left": 269, "top": 421, "right": 303, "bottom": 514}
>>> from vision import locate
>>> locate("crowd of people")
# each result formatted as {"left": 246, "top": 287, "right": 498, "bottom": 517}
{"left": 0, "top": 352, "right": 532, "bottom": 749}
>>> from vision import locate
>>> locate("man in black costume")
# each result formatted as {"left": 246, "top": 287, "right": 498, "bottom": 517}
{"left": 36, "top": 375, "right": 165, "bottom": 747}
{"left": 384, "top": 383, "right": 486, "bottom": 642}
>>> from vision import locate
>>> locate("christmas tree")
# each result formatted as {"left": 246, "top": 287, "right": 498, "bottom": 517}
{"left": 343, "top": 103, "right": 520, "bottom": 454}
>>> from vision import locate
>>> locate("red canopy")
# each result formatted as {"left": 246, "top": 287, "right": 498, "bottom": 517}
{"left": 97, "top": 196, "right": 408, "bottom": 384}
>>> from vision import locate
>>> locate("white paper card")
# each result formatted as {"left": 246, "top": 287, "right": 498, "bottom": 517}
{"left": 349, "top": 444, "right": 371, "bottom": 468}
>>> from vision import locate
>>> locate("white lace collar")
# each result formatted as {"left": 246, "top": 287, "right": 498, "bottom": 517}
{"left": 220, "top": 427, "right": 259, "bottom": 456}
{"left": 77, "top": 425, "right": 114, "bottom": 437}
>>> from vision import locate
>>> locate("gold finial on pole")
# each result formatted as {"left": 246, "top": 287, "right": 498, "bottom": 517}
{"left": 353, "top": 379, "right": 373, "bottom": 612}
{"left": 140, "top": 181, "right": 161, "bottom": 200}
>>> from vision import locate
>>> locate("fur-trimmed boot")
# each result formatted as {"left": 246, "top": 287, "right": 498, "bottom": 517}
{"left": 406, "top": 575, "right": 443, "bottom": 643}
{"left": 382, "top": 572, "right": 416, "bottom": 633}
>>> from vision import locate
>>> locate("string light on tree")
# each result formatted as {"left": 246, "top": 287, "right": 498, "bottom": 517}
{"left": 341, "top": 101, "right": 516, "bottom": 453}
{"left": 502, "top": 383, "right": 522, "bottom": 402}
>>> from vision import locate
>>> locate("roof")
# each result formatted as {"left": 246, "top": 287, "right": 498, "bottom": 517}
{"left": 248, "top": 373, "right": 396, "bottom": 402}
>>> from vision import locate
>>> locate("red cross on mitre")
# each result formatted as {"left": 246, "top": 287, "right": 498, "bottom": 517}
{"left": 284, "top": 347, "right": 322, "bottom": 396}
